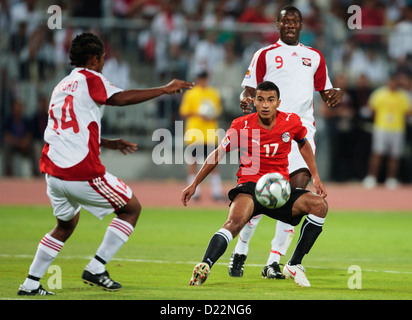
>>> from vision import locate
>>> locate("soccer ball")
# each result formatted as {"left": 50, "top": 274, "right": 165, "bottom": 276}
{"left": 255, "top": 173, "right": 291, "bottom": 209}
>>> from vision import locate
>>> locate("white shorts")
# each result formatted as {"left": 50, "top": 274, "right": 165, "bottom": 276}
{"left": 372, "top": 127, "right": 405, "bottom": 157}
{"left": 288, "top": 125, "right": 316, "bottom": 175}
{"left": 45, "top": 172, "right": 133, "bottom": 221}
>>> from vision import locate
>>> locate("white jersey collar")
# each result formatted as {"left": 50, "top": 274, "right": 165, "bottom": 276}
{"left": 277, "top": 39, "right": 301, "bottom": 48}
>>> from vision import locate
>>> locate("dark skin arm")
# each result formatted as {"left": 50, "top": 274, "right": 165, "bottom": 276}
{"left": 319, "top": 88, "right": 344, "bottom": 108}
{"left": 239, "top": 86, "right": 256, "bottom": 114}
{"left": 100, "top": 138, "right": 137, "bottom": 155}
{"left": 181, "top": 147, "right": 225, "bottom": 206}
{"left": 240, "top": 86, "right": 343, "bottom": 114}
{"left": 297, "top": 139, "right": 327, "bottom": 198}
{"left": 107, "top": 79, "right": 194, "bottom": 106}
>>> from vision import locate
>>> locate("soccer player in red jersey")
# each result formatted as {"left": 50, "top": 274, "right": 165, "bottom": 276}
{"left": 231, "top": 5, "right": 343, "bottom": 279}
{"left": 17, "top": 32, "right": 193, "bottom": 296}
{"left": 182, "top": 81, "right": 327, "bottom": 287}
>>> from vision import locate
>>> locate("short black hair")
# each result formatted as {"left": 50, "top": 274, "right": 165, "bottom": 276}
{"left": 256, "top": 81, "right": 280, "bottom": 99}
{"left": 277, "top": 5, "right": 302, "bottom": 22}
{"left": 69, "top": 32, "right": 104, "bottom": 67}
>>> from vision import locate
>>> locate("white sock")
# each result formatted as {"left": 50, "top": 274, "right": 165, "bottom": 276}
{"left": 234, "top": 215, "right": 262, "bottom": 255}
{"left": 23, "top": 234, "right": 64, "bottom": 290}
{"left": 210, "top": 173, "right": 223, "bottom": 197}
{"left": 87, "top": 218, "right": 134, "bottom": 274}
{"left": 306, "top": 214, "right": 325, "bottom": 226}
{"left": 216, "top": 228, "right": 233, "bottom": 243}
{"left": 266, "top": 221, "right": 295, "bottom": 265}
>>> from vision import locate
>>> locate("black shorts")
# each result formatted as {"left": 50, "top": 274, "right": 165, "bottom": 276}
{"left": 228, "top": 181, "right": 309, "bottom": 226}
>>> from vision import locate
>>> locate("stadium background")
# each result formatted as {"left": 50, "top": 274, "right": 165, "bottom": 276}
{"left": 0, "top": 0, "right": 412, "bottom": 194}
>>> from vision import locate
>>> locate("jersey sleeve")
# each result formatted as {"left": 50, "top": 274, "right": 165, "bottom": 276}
{"left": 291, "top": 113, "right": 307, "bottom": 142}
{"left": 313, "top": 49, "right": 333, "bottom": 92}
{"left": 220, "top": 120, "right": 240, "bottom": 152}
{"left": 100, "top": 74, "right": 124, "bottom": 102}
{"left": 241, "top": 49, "right": 261, "bottom": 89}
{"left": 79, "top": 69, "right": 123, "bottom": 105}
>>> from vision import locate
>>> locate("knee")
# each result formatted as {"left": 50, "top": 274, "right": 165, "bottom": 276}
{"left": 132, "top": 197, "right": 142, "bottom": 216}
{"left": 116, "top": 195, "right": 141, "bottom": 227}
{"left": 52, "top": 216, "right": 79, "bottom": 242}
{"left": 129, "top": 197, "right": 142, "bottom": 222}
{"left": 312, "top": 196, "right": 328, "bottom": 219}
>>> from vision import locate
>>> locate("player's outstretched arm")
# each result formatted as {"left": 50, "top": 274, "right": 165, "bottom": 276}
{"left": 181, "top": 147, "right": 225, "bottom": 206}
{"left": 101, "top": 138, "right": 137, "bottom": 155}
{"left": 107, "top": 79, "right": 194, "bottom": 106}
{"left": 297, "top": 139, "right": 327, "bottom": 198}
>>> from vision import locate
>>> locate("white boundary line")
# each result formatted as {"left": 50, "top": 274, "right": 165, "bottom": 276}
{"left": 1, "top": 253, "right": 412, "bottom": 275}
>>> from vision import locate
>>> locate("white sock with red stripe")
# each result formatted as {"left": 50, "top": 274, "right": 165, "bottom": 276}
{"left": 23, "top": 234, "right": 64, "bottom": 290}
{"left": 266, "top": 221, "right": 295, "bottom": 265}
{"left": 233, "top": 215, "right": 262, "bottom": 255}
{"left": 87, "top": 218, "right": 134, "bottom": 274}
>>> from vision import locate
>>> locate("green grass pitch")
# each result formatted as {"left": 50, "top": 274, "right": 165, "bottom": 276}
{"left": 1, "top": 205, "right": 412, "bottom": 300}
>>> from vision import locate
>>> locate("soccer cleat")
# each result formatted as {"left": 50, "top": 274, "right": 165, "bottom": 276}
{"left": 261, "top": 262, "right": 285, "bottom": 279}
{"left": 82, "top": 266, "right": 122, "bottom": 291}
{"left": 283, "top": 263, "right": 311, "bottom": 287}
{"left": 228, "top": 253, "right": 247, "bottom": 277}
{"left": 189, "top": 262, "right": 210, "bottom": 286}
{"left": 17, "top": 284, "right": 55, "bottom": 296}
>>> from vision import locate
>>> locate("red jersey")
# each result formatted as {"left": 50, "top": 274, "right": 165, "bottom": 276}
{"left": 220, "top": 111, "right": 307, "bottom": 183}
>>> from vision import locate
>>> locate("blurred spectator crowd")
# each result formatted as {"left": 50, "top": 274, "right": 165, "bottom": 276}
{"left": 1, "top": 0, "right": 412, "bottom": 184}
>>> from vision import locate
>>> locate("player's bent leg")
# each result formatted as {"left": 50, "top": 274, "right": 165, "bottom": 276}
{"left": 234, "top": 214, "right": 262, "bottom": 255}
{"left": 229, "top": 214, "right": 262, "bottom": 277}
{"left": 284, "top": 192, "right": 328, "bottom": 287}
{"left": 269, "top": 221, "right": 295, "bottom": 264}
{"left": 289, "top": 169, "right": 312, "bottom": 189}
{"left": 261, "top": 220, "right": 295, "bottom": 279}
{"left": 259, "top": 169, "right": 310, "bottom": 282}
{"left": 191, "top": 193, "right": 254, "bottom": 285}
{"left": 222, "top": 193, "right": 255, "bottom": 237}
{"left": 115, "top": 194, "right": 141, "bottom": 227}
{"left": 50, "top": 213, "right": 80, "bottom": 242}
{"left": 18, "top": 214, "right": 80, "bottom": 296}
{"left": 83, "top": 194, "right": 140, "bottom": 291}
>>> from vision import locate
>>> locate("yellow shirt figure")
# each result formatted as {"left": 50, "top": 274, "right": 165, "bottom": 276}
{"left": 368, "top": 86, "right": 410, "bottom": 132}
{"left": 180, "top": 72, "right": 222, "bottom": 146}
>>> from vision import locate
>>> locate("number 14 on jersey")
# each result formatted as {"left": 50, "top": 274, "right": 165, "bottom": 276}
{"left": 50, "top": 95, "right": 79, "bottom": 134}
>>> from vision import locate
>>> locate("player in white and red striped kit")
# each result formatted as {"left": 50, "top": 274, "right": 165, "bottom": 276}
{"left": 17, "top": 32, "right": 193, "bottom": 296}
{"left": 229, "top": 5, "right": 343, "bottom": 279}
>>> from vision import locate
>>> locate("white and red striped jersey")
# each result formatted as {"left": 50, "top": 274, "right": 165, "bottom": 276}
{"left": 242, "top": 39, "right": 332, "bottom": 128}
{"left": 40, "top": 68, "right": 123, "bottom": 181}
